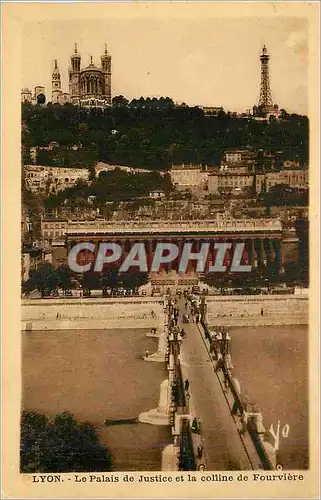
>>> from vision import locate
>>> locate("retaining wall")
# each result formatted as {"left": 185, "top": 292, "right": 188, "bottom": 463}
{"left": 205, "top": 294, "right": 308, "bottom": 326}
{"left": 21, "top": 297, "right": 164, "bottom": 331}
{"left": 21, "top": 294, "right": 309, "bottom": 331}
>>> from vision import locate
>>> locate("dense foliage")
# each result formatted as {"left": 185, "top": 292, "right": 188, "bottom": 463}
{"left": 83, "top": 268, "right": 149, "bottom": 296}
{"left": 21, "top": 410, "right": 112, "bottom": 473}
{"left": 23, "top": 263, "right": 149, "bottom": 296}
{"left": 263, "top": 184, "right": 308, "bottom": 207}
{"left": 22, "top": 99, "right": 309, "bottom": 170}
{"left": 45, "top": 169, "right": 172, "bottom": 207}
{"left": 23, "top": 263, "right": 72, "bottom": 296}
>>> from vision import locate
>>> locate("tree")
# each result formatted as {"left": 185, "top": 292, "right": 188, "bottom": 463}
{"left": 21, "top": 102, "right": 309, "bottom": 172}
{"left": 21, "top": 410, "right": 112, "bottom": 473}
{"left": 112, "top": 95, "right": 129, "bottom": 107}
{"left": 55, "top": 265, "right": 73, "bottom": 294}
{"left": 100, "top": 267, "right": 120, "bottom": 294}
{"left": 120, "top": 271, "right": 149, "bottom": 291}
{"left": 201, "top": 273, "right": 229, "bottom": 293}
{"left": 25, "top": 263, "right": 59, "bottom": 297}
{"left": 22, "top": 145, "right": 32, "bottom": 165}
{"left": 81, "top": 273, "right": 101, "bottom": 296}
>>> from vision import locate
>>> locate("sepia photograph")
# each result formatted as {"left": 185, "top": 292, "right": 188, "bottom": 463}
{"left": 1, "top": 2, "right": 320, "bottom": 498}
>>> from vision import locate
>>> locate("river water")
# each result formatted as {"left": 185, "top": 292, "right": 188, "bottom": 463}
{"left": 22, "top": 324, "right": 308, "bottom": 471}
{"left": 228, "top": 325, "right": 309, "bottom": 470}
{"left": 22, "top": 329, "right": 172, "bottom": 471}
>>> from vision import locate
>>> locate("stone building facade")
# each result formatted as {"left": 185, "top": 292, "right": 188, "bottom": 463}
{"left": 24, "top": 165, "right": 89, "bottom": 194}
{"left": 170, "top": 164, "right": 211, "bottom": 189}
{"left": 68, "top": 44, "right": 112, "bottom": 108}
{"left": 255, "top": 169, "right": 309, "bottom": 194}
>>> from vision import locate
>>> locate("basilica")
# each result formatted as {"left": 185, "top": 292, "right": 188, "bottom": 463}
{"left": 22, "top": 44, "right": 112, "bottom": 109}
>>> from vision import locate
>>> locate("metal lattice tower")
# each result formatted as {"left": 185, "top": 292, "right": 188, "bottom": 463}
{"left": 258, "top": 45, "right": 273, "bottom": 110}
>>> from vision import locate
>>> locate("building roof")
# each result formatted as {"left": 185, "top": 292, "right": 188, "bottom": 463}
{"left": 81, "top": 57, "right": 103, "bottom": 73}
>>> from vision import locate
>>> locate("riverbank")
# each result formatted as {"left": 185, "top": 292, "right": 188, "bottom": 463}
{"left": 21, "top": 297, "right": 164, "bottom": 331}
{"left": 205, "top": 294, "right": 308, "bottom": 326}
{"left": 21, "top": 294, "right": 308, "bottom": 331}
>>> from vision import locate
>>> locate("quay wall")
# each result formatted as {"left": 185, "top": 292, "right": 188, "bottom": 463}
{"left": 21, "top": 297, "right": 164, "bottom": 331}
{"left": 21, "top": 294, "right": 309, "bottom": 331}
{"left": 205, "top": 294, "right": 308, "bottom": 326}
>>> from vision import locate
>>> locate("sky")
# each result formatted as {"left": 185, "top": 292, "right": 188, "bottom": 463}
{"left": 22, "top": 16, "right": 308, "bottom": 114}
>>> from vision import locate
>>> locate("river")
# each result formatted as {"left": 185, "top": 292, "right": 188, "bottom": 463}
{"left": 22, "top": 329, "right": 172, "bottom": 471}
{"left": 22, "top": 324, "right": 309, "bottom": 471}
{"left": 228, "top": 325, "right": 308, "bottom": 469}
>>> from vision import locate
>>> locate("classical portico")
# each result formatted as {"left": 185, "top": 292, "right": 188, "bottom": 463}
{"left": 64, "top": 218, "right": 290, "bottom": 278}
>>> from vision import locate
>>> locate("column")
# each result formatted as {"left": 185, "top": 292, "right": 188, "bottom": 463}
{"left": 272, "top": 238, "right": 281, "bottom": 274}
{"left": 147, "top": 240, "right": 154, "bottom": 272}
{"left": 177, "top": 239, "right": 183, "bottom": 276}
{"left": 89, "top": 240, "right": 96, "bottom": 267}
{"left": 254, "top": 239, "right": 264, "bottom": 267}
{"left": 230, "top": 239, "right": 238, "bottom": 270}
{"left": 172, "top": 238, "right": 179, "bottom": 274}
{"left": 245, "top": 239, "right": 252, "bottom": 266}
{"left": 190, "top": 239, "right": 197, "bottom": 274}
{"left": 119, "top": 239, "right": 126, "bottom": 269}
{"left": 204, "top": 239, "right": 211, "bottom": 274}
{"left": 195, "top": 238, "right": 202, "bottom": 275}
{"left": 251, "top": 238, "right": 258, "bottom": 268}
{"left": 208, "top": 240, "right": 216, "bottom": 270}
{"left": 264, "top": 238, "right": 273, "bottom": 267}
{"left": 223, "top": 239, "right": 231, "bottom": 269}
{"left": 167, "top": 239, "right": 172, "bottom": 274}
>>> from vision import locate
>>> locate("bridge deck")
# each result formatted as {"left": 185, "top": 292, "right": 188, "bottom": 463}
{"left": 178, "top": 301, "right": 260, "bottom": 471}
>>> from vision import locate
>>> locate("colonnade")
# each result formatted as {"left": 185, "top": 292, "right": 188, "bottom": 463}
{"left": 67, "top": 236, "right": 283, "bottom": 274}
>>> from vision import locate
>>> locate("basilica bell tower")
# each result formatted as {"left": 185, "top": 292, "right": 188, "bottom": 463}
{"left": 69, "top": 43, "right": 81, "bottom": 103}
{"left": 101, "top": 43, "right": 112, "bottom": 105}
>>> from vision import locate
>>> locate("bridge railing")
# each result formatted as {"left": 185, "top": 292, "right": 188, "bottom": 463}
{"left": 201, "top": 320, "right": 274, "bottom": 471}
{"left": 179, "top": 418, "right": 197, "bottom": 471}
{"left": 174, "top": 360, "right": 188, "bottom": 414}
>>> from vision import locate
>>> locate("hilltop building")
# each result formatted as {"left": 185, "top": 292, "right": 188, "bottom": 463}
{"left": 22, "top": 43, "right": 112, "bottom": 109}
{"left": 52, "top": 43, "right": 112, "bottom": 108}
{"left": 21, "top": 86, "right": 46, "bottom": 105}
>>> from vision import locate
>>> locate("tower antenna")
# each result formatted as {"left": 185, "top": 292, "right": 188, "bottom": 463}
{"left": 258, "top": 45, "right": 273, "bottom": 112}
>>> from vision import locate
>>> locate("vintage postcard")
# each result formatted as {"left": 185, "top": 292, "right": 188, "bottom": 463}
{"left": 1, "top": 1, "right": 320, "bottom": 498}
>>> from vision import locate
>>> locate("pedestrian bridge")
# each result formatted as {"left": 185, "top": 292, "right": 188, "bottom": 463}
{"left": 140, "top": 296, "right": 276, "bottom": 471}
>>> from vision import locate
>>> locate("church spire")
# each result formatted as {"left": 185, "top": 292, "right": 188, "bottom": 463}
{"left": 52, "top": 58, "right": 61, "bottom": 102}
{"left": 52, "top": 59, "right": 60, "bottom": 78}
